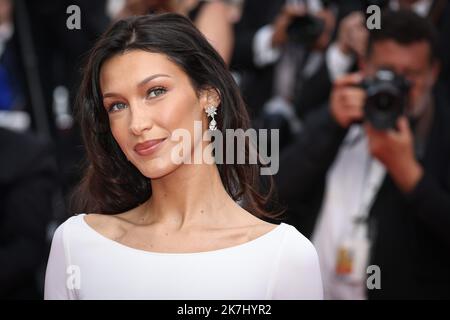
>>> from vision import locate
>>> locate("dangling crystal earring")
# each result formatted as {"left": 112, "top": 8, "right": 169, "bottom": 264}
{"left": 205, "top": 105, "right": 217, "bottom": 131}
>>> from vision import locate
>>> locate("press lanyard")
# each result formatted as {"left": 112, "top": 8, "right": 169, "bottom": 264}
{"left": 352, "top": 157, "right": 386, "bottom": 238}
{"left": 334, "top": 152, "right": 386, "bottom": 283}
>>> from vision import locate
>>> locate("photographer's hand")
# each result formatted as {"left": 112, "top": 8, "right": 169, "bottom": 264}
{"left": 365, "top": 117, "right": 424, "bottom": 193}
{"left": 271, "top": 3, "right": 306, "bottom": 47}
{"left": 312, "top": 8, "right": 336, "bottom": 51}
{"left": 330, "top": 73, "right": 366, "bottom": 128}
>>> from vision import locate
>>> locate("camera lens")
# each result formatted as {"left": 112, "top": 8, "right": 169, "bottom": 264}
{"left": 374, "top": 92, "right": 396, "bottom": 111}
{"left": 363, "top": 69, "right": 410, "bottom": 129}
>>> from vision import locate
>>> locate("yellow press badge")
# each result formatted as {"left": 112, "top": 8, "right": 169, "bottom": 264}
{"left": 335, "top": 235, "right": 371, "bottom": 282}
{"left": 335, "top": 245, "right": 353, "bottom": 275}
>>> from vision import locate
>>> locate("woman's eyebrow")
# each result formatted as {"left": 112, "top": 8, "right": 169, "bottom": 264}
{"left": 103, "top": 74, "right": 171, "bottom": 98}
{"left": 137, "top": 73, "right": 171, "bottom": 87}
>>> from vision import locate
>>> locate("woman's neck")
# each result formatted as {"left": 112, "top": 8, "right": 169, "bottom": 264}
{"left": 141, "top": 162, "right": 238, "bottom": 230}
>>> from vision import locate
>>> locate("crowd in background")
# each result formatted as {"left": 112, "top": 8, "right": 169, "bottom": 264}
{"left": 0, "top": 0, "right": 449, "bottom": 299}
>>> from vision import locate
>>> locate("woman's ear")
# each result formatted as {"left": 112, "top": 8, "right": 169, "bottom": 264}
{"left": 200, "top": 87, "right": 221, "bottom": 111}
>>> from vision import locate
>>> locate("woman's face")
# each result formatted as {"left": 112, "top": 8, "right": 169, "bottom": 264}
{"left": 100, "top": 50, "right": 214, "bottom": 179}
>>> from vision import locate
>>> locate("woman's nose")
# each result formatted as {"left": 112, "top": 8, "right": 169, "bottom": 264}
{"left": 129, "top": 105, "right": 153, "bottom": 136}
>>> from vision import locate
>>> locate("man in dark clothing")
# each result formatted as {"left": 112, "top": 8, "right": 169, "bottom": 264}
{"left": 0, "top": 128, "right": 57, "bottom": 299}
{"left": 276, "top": 10, "right": 450, "bottom": 299}
{"left": 230, "top": 0, "right": 284, "bottom": 119}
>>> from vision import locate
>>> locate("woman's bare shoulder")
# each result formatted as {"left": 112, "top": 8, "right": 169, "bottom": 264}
{"left": 83, "top": 211, "right": 136, "bottom": 239}
{"left": 233, "top": 208, "right": 280, "bottom": 240}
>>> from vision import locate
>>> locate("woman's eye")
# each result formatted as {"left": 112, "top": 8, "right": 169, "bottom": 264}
{"left": 108, "top": 102, "right": 127, "bottom": 113}
{"left": 147, "top": 87, "right": 167, "bottom": 98}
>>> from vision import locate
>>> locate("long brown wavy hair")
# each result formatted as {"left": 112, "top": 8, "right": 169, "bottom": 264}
{"left": 71, "top": 13, "right": 280, "bottom": 220}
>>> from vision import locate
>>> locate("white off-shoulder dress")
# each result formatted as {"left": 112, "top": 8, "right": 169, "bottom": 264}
{"left": 44, "top": 214, "right": 323, "bottom": 300}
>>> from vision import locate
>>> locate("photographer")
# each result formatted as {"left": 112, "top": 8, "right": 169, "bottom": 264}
{"left": 294, "top": 0, "right": 450, "bottom": 119}
{"left": 276, "top": 10, "right": 450, "bottom": 299}
{"left": 236, "top": 0, "right": 337, "bottom": 149}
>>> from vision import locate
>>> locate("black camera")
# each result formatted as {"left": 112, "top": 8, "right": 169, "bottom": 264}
{"left": 286, "top": 14, "right": 325, "bottom": 47}
{"left": 361, "top": 69, "right": 411, "bottom": 130}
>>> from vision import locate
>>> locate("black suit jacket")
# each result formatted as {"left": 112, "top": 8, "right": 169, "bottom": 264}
{"left": 230, "top": 0, "right": 284, "bottom": 118}
{"left": 0, "top": 128, "right": 57, "bottom": 299}
{"left": 275, "top": 86, "right": 450, "bottom": 299}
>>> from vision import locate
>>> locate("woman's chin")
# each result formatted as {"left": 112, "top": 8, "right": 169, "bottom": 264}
{"left": 137, "top": 162, "right": 180, "bottom": 180}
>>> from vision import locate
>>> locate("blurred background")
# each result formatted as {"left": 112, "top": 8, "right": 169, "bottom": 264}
{"left": 1, "top": 0, "right": 449, "bottom": 299}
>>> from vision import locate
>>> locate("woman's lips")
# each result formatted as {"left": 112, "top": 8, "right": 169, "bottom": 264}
{"left": 134, "top": 138, "right": 166, "bottom": 156}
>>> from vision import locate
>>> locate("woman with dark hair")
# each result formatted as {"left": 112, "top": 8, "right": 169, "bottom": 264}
{"left": 44, "top": 13, "right": 322, "bottom": 300}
